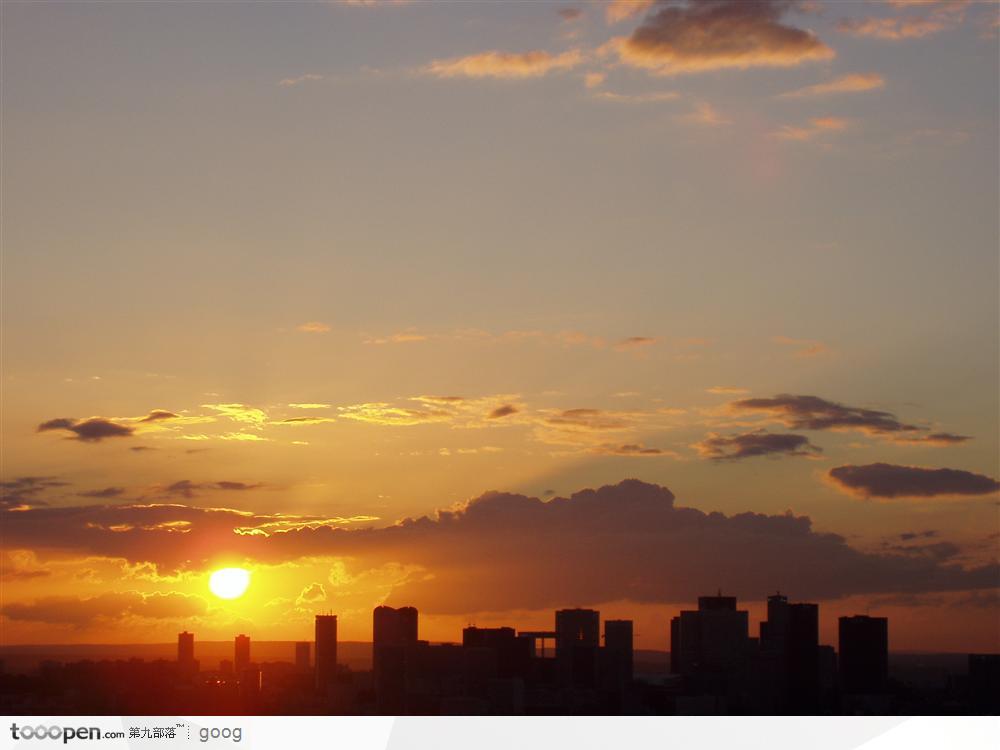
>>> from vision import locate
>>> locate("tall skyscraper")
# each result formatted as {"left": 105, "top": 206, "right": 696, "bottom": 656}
{"left": 373, "top": 606, "right": 418, "bottom": 713}
{"left": 759, "top": 593, "right": 819, "bottom": 711}
{"left": 555, "top": 609, "right": 600, "bottom": 652}
{"left": 838, "top": 615, "right": 888, "bottom": 694}
{"left": 315, "top": 615, "right": 338, "bottom": 690}
{"left": 234, "top": 634, "right": 250, "bottom": 674}
{"left": 604, "top": 619, "right": 634, "bottom": 684}
{"left": 177, "top": 631, "right": 197, "bottom": 679}
{"left": 177, "top": 631, "right": 194, "bottom": 664}
{"left": 374, "top": 605, "right": 418, "bottom": 645}
{"left": 555, "top": 608, "right": 600, "bottom": 687}
{"left": 295, "top": 641, "right": 311, "bottom": 673}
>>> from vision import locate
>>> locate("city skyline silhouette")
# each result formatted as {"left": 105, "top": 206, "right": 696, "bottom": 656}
{"left": 3, "top": 592, "right": 998, "bottom": 715}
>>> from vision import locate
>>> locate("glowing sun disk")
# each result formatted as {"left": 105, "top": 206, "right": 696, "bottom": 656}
{"left": 209, "top": 567, "right": 250, "bottom": 599}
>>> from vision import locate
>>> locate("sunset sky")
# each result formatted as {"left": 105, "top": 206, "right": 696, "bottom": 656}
{"left": 2, "top": 0, "right": 998, "bottom": 653}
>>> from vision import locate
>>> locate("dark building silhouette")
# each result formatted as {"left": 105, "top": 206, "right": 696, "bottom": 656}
{"left": 671, "top": 594, "right": 750, "bottom": 677}
{"left": 759, "top": 593, "right": 819, "bottom": 712}
{"left": 555, "top": 608, "right": 600, "bottom": 688}
{"left": 15, "top": 589, "right": 982, "bottom": 718}
{"left": 314, "top": 615, "right": 338, "bottom": 690}
{"left": 294, "top": 642, "right": 310, "bottom": 673}
{"left": 604, "top": 620, "right": 634, "bottom": 685}
{"left": 967, "top": 654, "right": 1000, "bottom": 713}
{"left": 372, "top": 606, "right": 419, "bottom": 713}
{"left": 234, "top": 634, "right": 250, "bottom": 674}
{"left": 176, "top": 631, "right": 198, "bottom": 679}
{"left": 670, "top": 593, "right": 754, "bottom": 712}
{"left": 463, "top": 626, "right": 532, "bottom": 682}
{"left": 374, "top": 605, "right": 418, "bottom": 645}
{"left": 177, "top": 631, "right": 194, "bottom": 664}
{"left": 839, "top": 615, "right": 888, "bottom": 694}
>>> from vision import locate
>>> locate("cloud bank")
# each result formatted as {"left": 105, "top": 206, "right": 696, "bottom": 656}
{"left": 4, "top": 480, "right": 995, "bottom": 614}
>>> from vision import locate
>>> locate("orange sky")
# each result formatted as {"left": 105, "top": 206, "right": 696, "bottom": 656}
{"left": 1, "top": 0, "right": 998, "bottom": 653}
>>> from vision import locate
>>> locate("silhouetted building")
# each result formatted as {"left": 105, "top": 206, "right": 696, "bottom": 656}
{"left": 463, "top": 626, "right": 532, "bottom": 681}
{"left": 176, "top": 631, "right": 198, "bottom": 679}
{"left": 373, "top": 606, "right": 419, "bottom": 713}
{"left": 374, "top": 605, "right": 418, "bottom": 645}
{"left": 839, "top": 615, "right": 888, "bottom": 694}
{"left": 295, "top": 642, "right": 310, "bottom": 673}
{"left": 967, "top": 654, "right": 1000, "bottom": 713}
{"left": 314, "top": 615, "right": 338, "bottom": 690}
{"left": 555, "top": 608, "right": 600, "bottom": 688}
{"left": 177, "top": 631, "right": 194, "bottom": 663}
{"left": 759, "top": 593, "right": 819, "bottom": 712}
{"left": 604, "top": 620, "right": 634, "bottom": 684}
{"left": 234, "top": 634, "right": 250, "bottom": 674}
{"left": 671, "top": 594, "right": 750, "bottom": 677}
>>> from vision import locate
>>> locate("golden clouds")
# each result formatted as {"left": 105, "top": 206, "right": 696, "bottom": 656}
{"left": 605, "top": 0, "right": 654, "bottom": 25}
{"left": 201, "top": 403, "right": 269, "bottom": 428}
{"left": 424, "top": 49, "right": 584, "bottom": 80}
{"left": 778, "top": 72, "right": 885, "bottom": 98}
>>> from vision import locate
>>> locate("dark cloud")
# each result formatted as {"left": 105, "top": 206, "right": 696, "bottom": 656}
{"left": 130, "top": 446, "right": 156, "bottom": 452}
{"left": 488, "top": 404, "right": 520, "bottom": 419}
{"left": 597, "top": 443, "right": 672, "bottom": 456}
{"left": 558, "top": 7, "right": 582, "bottom": 21}
{"left": 899, "top": 530, "right": 938, "bottom": 541}
{"left": 828, "top": 463, "right": 1000, "bottom": 499}
{"left": 77, "top": 487, "right": 126, "bottom": 499}
{"left": 545, "top": 409, "right": 631, "bottom": 430}
{"left": 695, "top": 430, "right": 822, "bottom": 460}
{"left": 0, "top": 476, "right": 68, "bottom": 509}
{"left": 611, "top": 0, "right": 834, "bottom": 75}
{"left": 730, "top": 393, "right": 921, "bottom": 435}
{"left": 4, "top": 480, "right": 995, "bottom": 613}
{"left": 37, "top": 417, "right": 135, "bottom": 442}
{"left": 0, "top": 591, "right": 207, "bottom": 628}
{"left": 891, "top": 432, "right": 972, "bottom": 446}
{"left": 164, "top": 480, "right": 264, "bottom": 498}
{"left": 138, "top": 410, "right": 180, "bottom": 423}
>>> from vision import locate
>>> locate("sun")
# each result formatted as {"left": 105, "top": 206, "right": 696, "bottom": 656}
{"left": 209, "top": 567, "right": 251, "bottom": 600}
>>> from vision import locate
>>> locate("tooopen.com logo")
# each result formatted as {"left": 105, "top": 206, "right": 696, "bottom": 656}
{"left": 9, "top": 724, "right": 124, "bottom": 744}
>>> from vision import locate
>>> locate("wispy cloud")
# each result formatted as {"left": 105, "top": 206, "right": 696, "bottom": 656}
{"left": 706, "top": 386, "right": 750, "bottom": 395}
{"left": 771, "top": 117, "right": 849, "bottom": 141}
{"left": 605, "top": 0, "right": 654, "bottom": 25}
{"left": 592, "top": 89, "right": 679, "bottom": 103}
{"left": 296, "top": 321, "right": 331, "bottom": 333}
{"left": 838, "top": 0, "right": 968, "bottom": 41}
{"left": 778, "top": 72, "right": 885, "bottom": 99}
{"left": 279, "top": 73, "right": 324, "bottom": 87}
{"left": 677, "top": 101, "right": 730, "bottom": 126}
{"left": 424, "top": 49, "right": 584, "bottom": 80}
{"left": 694, "top": 429, "right": 822, "bottom": 461}
{"left": 773, "top": 335, "right": 830, "bottom": 357}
